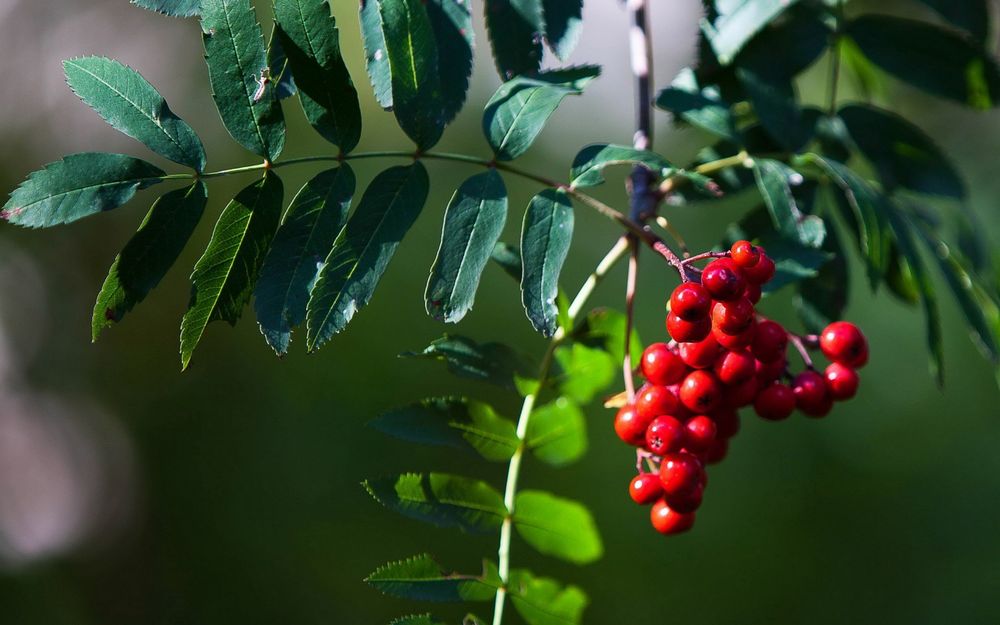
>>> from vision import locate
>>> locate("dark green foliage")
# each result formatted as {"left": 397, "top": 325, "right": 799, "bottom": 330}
{"left": 400, "top": 335, "right": 526, "bottom": 390}
{"left": 655, "top": 68, "right": 738, "bottom": 141}
{"left": 570, "top": 144, "right": 672, "bottom": 188}
{"left": 365, "top": 555, "right": 500, "bottom": 602}
{"left": 485, "top": 0, "right": 544, "bottom": 79}
{"left": 542, "top": 0, "right": 583, "bottom": 60}
{"left": 427, "top": 0, "right": 474, "bottom": 124}
{"left": 520, "top": 189, "right": 574, "bottom": 336}
{"left": 131, "top": 0, "right": 201, "bottom": 17}
{"left": 364, "top": 473, "right": 507, "bottom": 533}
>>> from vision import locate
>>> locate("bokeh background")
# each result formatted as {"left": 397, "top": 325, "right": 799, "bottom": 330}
{"left": 1, "top": 0, "right": 999, "bottom": 623}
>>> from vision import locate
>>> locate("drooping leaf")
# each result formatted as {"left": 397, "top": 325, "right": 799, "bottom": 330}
{"left": 64, "top": 57, "right": 206, "bottom": 171}
{"left": 525, "top": 397, "right": 587, "bottom": 466}
{"left": 552, "top": 343, "right": 614, "bottom": 405}
{"left": 485, "top": 0, "right": 544, "bottom": 79}
{"left": 266, "top": 25, "right": 298, "bottom": 100}
{"left": 131, "top": 0, "right": 201, "bottom": 17}
{"left": 180, "top": 173, "right": 283, "bottom": 370}
{"left": 845, "top": 15, "right": 1000, "bottom": 109}
{"left": 542, "top": 0, "right": 583, "bottom": 60}
{"left": 520, "top": 189, "right": 574, "bottom": 337}
{"left": 490, "top": 242, "right": 522, "bottom": 280}
{"left": 274, "top": 0, "right": 363, "bottom": 153}
{"left": 426, "top": 170, "right": 508, "bottom": 323}
{"left": 93, "top": 182, "right": 207, "bottom": 340}
{"left": 569, "top": 144, "right": 672, "bottom": 189}
{"left": 508, "top": 570, "right": 588, "bottom": 625}
{"left": 254, "top": 166, "right": 355, "bottom": 355}
{"left": 360, "top": 0, "right": 393, "bottom": 108}
{"left": 701, "top": 0, "right": 802, "bottom": 65}
{"left": 752, "top": 159, "right": 825, "bottom": 247}
{"left": 427, "top": 0, "right": 474, "bottom": 124}
{"left": 400, "top": 335, "right": 526, "bottom": 390}
{"left": 370, "top": 396, "right": 518, "bottom": 461}
{"left": 513, "top": 490, "right": 602, "bottom": 564}
{"left": 201, "top": 0, "right": 285, "bottom": 160}
{"left": 795, "top": 217, "right": 849, "bottom": 333}
{"left": 484, "top": 66, "right": 601, "bottom": 161}
{"left": 306, "top": 163, "right": 428, "bottom": 351}
{"left": 365, "top": 554, "right": 499, "bottom": 602}
{"left": 916, "top": 0, "right": 990, "bottom": 44}
{"left": 838, "top": 104, "right": 964, "bottom": 199}
{"left": 655, "top": 67, "right": 738, "bottom": 142}
{"left": 3, "top": 153, "right": 165, "bottom": 228}
{"left": 364, "top": 473, "right": 507, "bottom": 533}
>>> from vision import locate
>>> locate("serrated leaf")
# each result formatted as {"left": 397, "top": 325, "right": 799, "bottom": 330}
{"left": 426, "top": 170, "right": 508, "bottom": 323}
{"left": 542, "top": 0, "right": 582, "bottom": 60}
{"left": 513, "top": 490, "right": 602, "bottom": 564}
{"left": 701, "top": 0, "right": 801, "bottom": 65}
{"left": 917, "top": 0, "right": 990, "bottom": 44}
{"left": 400, "top": 335, "right": 526, "bottom": 390}
{"left": 484, "top": 66, "right": 601, "bottom": 161}
{"left": 254, "top": 166, "right": 355, "bottom": 355}
{"left": 274, "top": 0, "right": 362, "bottom": 153}
{"left": 752, "top": 159, "right": 825, "bottom": 247}
{"left": 795, "top": 217, "right": 848, "bottom": 333}
{"left": 389, "top": 616, "right": 447, "bottom": 625}
{"left": 655, "top": 67, "right": 738, "bottom": 142}
{"left": 364, "top": 473, "right": 507, "bottom": 533}
{"left": 485, "top": 0, "right": 544, "bottom": 79}
{"left": 525, "top": 397, "right": 587, "bottom": 466}
{"left": 360, "top": 0, "right": 393, "bottom": 108}
{"left": 846, "top": 15, "right": 1000, "bottom": 109}
{"left": 3, "top": 153, "right": 165, "bottom": 228}
{"left": 266, "top": 25, "right": 298, "bottom": 99}
{"left": 365, "top": 554, "right": 499, "bottom": 602}
{"left": 491, "top": 242, "right": 522, "bottom": 280}
{"left": 64, "top": 57, "right": 206, "bottom": 171}
{"left": 201, "top": 0, "right": 285, "bottom": 160}
{"left": 520, "top": 189, "right": 574, "bottom": 337}
{"left": 180, "top": 173, "right": 283, "bottom": 370}
{"left": 370, "top": 396, "right": 518, "bottom": 461}
{"left": 131, "top": 0, "right": 201, "bottom": 17}
{"left": 508, "top": 570, "right": 588, "bottom": 625}
{"left": 306, "top": 163, "right": 428, "bottom": 351}
{"left": 93, "top": 182, "right": 207, "bottom": 340}
{"left": 552, "top": 343, "right": 614, "bottom": 405}
{"left": 569, "top": 144, "right": 672, "bottom": 189}
{"left": 838, "top": 104, "right": 964, "bottom": 199}
{"left": 427, "top": 0, "right": 474, "bottom": 124}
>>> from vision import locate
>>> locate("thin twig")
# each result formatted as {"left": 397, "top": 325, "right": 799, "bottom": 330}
{"left": 654, "top": 216, "right": 690, "bottom": 256}
{"left": 624, "top": 239, "right": 639, "bottom": 401}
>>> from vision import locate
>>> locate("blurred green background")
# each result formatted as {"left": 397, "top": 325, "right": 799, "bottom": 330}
{"left": 0, "top": 1, "right": 999, "bottom": 623}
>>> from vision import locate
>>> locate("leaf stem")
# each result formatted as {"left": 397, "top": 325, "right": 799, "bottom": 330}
{"left": 827, "top": 4, "right": 844, "bottom": 116}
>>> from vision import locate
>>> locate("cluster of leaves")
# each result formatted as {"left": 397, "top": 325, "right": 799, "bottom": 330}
{"left": 657, "top": 0, "right": 1000, "bottom": 383}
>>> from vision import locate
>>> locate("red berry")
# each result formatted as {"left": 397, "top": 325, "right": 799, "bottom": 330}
{"left": 743, "top": 282, "right": 762, "bottom": 304}
{"left": 714, "top": 321, "right": 756, "bottom": 350}
{"left": 792, "top": 370, "right": 832, "bottom": 417}
{"left": 665, "top": 483, "right": 704, "bottom": 513}
{"left": 645, "top": 415, "right": 686, "bottom": 455}
{"left": 751, "top": 320, "right": 788, "bottom": 362}
{"left": 670, "top": 282, "right": 712, "bottom": 321}
{"left": 659, "top": 451, "right": 705, "bottom": 497}
{"left": 714, "top": 349, "right": 756, "bottom": 385}
{"left": 679, "top": 370, "right": 722, "bottom": 413}
{"left": 742, "top": 253, "right": 776, "bottom": 284}
{"left": 635, "top": 385, "right": 679, "bottom": 421}
{"left": 650, "top": 499, "right": 695, "bottom": 535}
{"left": 722, "top": 376, "right": 758, "bottom": 409}
{"left": 629, "top": 473, "right": 663, "bottom": 505}
{"left": 820, "top": 321, "right": 869, "bottom": 368}
{"left": 679, "top": 334, "right": 721, "bottom": 369}
{"left": 755, "top": 356, "right": 787, "bottom": 385}
{"left": 711, "top": 408, "right": 741, "bottom": 439}
{"left": 667, "top": 312, "right": 711, "bottom": 343}
{"left": 701, "top": 259, "right": 746, "bottom": 301}
{"left": 754, "top": 383, "right": 796, "bottom": 421}
{"left": 614, "top": 404, "right": 652, "bottom": 446}
{"left": 641, "top": 342, "right": 687, "bottom": 386}
{"left": 684, "top": 415, "right": 717, "bottom": 452}
{"left": 705, "top": 438, "right": 729, "bottom": 464}
{"left": 711, "top": 298, "right": 755, "bottom": 335}
{"left": 730, "top": 240, "right": 760, "bottom": 268}
{"left": 825, "top": 362, "right": 859, "bottom": 400}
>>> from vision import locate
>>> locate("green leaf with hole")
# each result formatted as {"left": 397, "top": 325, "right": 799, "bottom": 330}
{"left": 131, "top": 0, "right": 201, "bottom": 17}
{"left": 701, "top": 0, "right": 801, "bottom": 65}
{"left": 180, "top": 173, "right": 283, "bottom": 370}
{"left": 569, "top": 144, "right": 672, "bottom": 188}
{"left": 752, "top": 159, "right": 825, "bottom": 247}
{"left": 526, "top": 397, "right": 587, "bottom": 466}
{"left": 427, "top": 0, "right": 473, "bottom": 124}
{"left": 508, "top": 570, "right": 588, "bottom": 625}
{"left": 201, "top": 0, "right": 285, "bottom": 160}
{"left": 3, "top": 153, "right": 165, "bottom": 228}
{"left": 365, "top": 554, "right": 500, "bottom": 602}
{"left": 426, "top": 170, "right": 508, "bottom": 323}
{"left": 484, "top": 66, "right": 601, "bottom": 161}
{"left": 542, "top": 0, "right": 582, "bottom": 60}
{"left": 655, "top": 68, "right": 737, "bottom": 142}
{"left": 274, "top": 0, "right": 362, "bottom": 153}
{"left": 64, "top": 57, "right": 206, "bottom": 171}
{"left": 400, "top": 335, "right": 526, "bottom": 390}
{"left": 254, "top": 166, "right": 355, "bottom": 355}
{"left": 306, "top": 163, "right": 428, "bottom": 351}
{"left": 370, "top": 396, "right": 517, "bottom": 461}
{"left": 364, "top": 473, "right": 507, "bottom": 534}
{"left": 520, "top": 189, "right": 574, "bottom": 337}
{"left": 93, "top": 182, "right": 207, "bottom": 340}
{"left": 513, "top": 490, "right": 602, "bottom": 564}
{"left": 485, "top": 0, "right": 543, "bottom": 79}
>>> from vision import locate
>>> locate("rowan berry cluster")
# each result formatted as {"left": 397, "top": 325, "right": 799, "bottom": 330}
{"left": 614, "top": 241, "right": 869, "bottom": 535}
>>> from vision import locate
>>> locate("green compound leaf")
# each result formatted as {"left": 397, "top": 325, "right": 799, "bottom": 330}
{"left": 180, "top": 173, "right": 283, "bottom": 370}
{"left": 370, "top": 396, "right": 518, "bottom": 461}
{"left": 520, "top": 189, "right": 574, "bottom": 337}
{"left": 93, "top": 182, "right": 207, "bottom": 340}
{"left": 525, "top": 396, "right": 587, "bottom": 466}
{"left": 427, "top": 0, "right": 474, "bottom": 124}
{"left": 64, "top": 57, "right": 206, "bottom": 171}
{"left": 364, "top": 473, "right": 507, "bottom": 534}
{"left": 360, "top": 0, "right": 393, "bottom": 108}
{"left": 426, "top": 170, "right": 508, "bottom": 324}
{"left": 838, "top": 104, "right": 965, "bottom": 199}
{"left": 513, "top": 490, "right": 602, "bottom": 564}
{"left": 3, "top": 153, "right": 165, "bottom": 228}
{"left": 845, "top": 15, "right": 1000, "bottom": 109}
{"left": 365, "top": 554, "right": 499, "bottom": 602}
{"left": 701, "top": 0, "right": 801, "bottom": 65}
{"left": 131, "top": 0, "right": 201, "bottom": 17}
{"left": 254, "top": 165, "right": 355, "bottom": 355}
{"left": 569, "top": 144, "right": 672, "bottom": 189}
{"left": 552, "top": 342, "right": 614, "bottom": 405}
{"left": 485, "top": 0, "right": 544, "bottom": 79}
{"left": 484, "top": 66, "right": 601, "bottom": 161}
{"left": 655, "top": 67, "right": 738, "bottom": 142}
{"left": 201, "top": 0, "right": 285, "bottom": 160}
{"left": 752, "top": 159, "right": 825, "bottom": 248}
{"left": 306, "top": 163, "right": 429, "bottom": 351}
{"left": 508, "top": 569, "right": 588, "bottom": 625}
{"left": 400, "top": 335, "right": 526, "bottom": 390}
{"left": 274, "top": 0, "right": 362, "bottom": 153}
{"left": 542, "top": 0, "right": 583, "bottom": 60}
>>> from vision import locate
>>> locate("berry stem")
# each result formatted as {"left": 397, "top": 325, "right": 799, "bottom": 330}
{"left": 623, "top": 239, "right": 640, "bottom": 402}
{"left": 654, "top": 216, "right": 690, "bottom": 256}
{"left": 681, "top": 250, "right": 730, "bottom": 266}
{"left": 788, "top": 333, "right": 816, "bottom": 369}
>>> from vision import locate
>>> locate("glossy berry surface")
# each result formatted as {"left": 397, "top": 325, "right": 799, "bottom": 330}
{"left": 645, "top": 415, "right": 686, "bottom": 455}
{"left": 629, "top": 473, "right": 663, "bottom": 505}
{"left": 659, "top": 452, "right": 705, "bottom": 497}
{"left": 714, "top": 349, "right": 756, "bottom": 385}
{"left": 730, "top": 240, "right": 760, "bottom": 268}
{"left": 792, "top": 370, "right": 832, "bottom": 416}
{"left": 667, "top": 312, "right": 711, "bottom": 343}
{"left": 670, "top": 282, "right": 712, "bottom": 321}
{"left": 614, "top": 405, "right": 650, "bottom": 446}
{"left": 741, "top": 252, "right": 775, "bottom": 284}
{"left": 820, "top": 321, "right": 869, "bottom": 368}
{"left": 635, "top": 385, "right": 679, "bottom": 420}
{"left": 754, "top": 383, "right": 796, "bottom": 421}
{"left": 711, "top": 298, "right": 754, "bottom": 334}
{"left": 665, "top": 483, "right": 704, "bottom": 513}
{"left": 650, "top": 499, "right": 695, "bottom": 535}
{"left": 751, "top": 320, "right": 788, "bottom": 362}
{"left": 679, "top": 370, "right": 722, "bottom": 413}
{"left": 825, "top": 362, "right": 859, "bottom": 400}
{"left": 684, "top": 415, "right": 717, "bottom": 452}
{"left": 679, "top": 334, "right": 720, "bottom": 369}
{"left": 701, "top": 259, "right": 746, "bottom": 301}
{"left": 641, "top": 342, "right": 687, "bottom": 386}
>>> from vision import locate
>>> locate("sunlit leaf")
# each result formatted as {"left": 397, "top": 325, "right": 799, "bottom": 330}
{"left": 513, "top": 490, "right": 602, "bottom": 564}
{"left": 569, "top": 144, "right": 672, "bottom": 189}
{"left": 365, "top": 554, "right": 500, "bottom": 602}
{"left": 508, "top": 569, "right": 588, "bottom": 625}
{"left": 525, "top": 397, "right": 587, "bottom": 466}
{"left": 701, "top": 0, "right": 802, "bottom": 65}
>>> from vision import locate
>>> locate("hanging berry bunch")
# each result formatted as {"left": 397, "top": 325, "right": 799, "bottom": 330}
{"left": 615, "top": 241, "right": 869, "bottom": 535}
